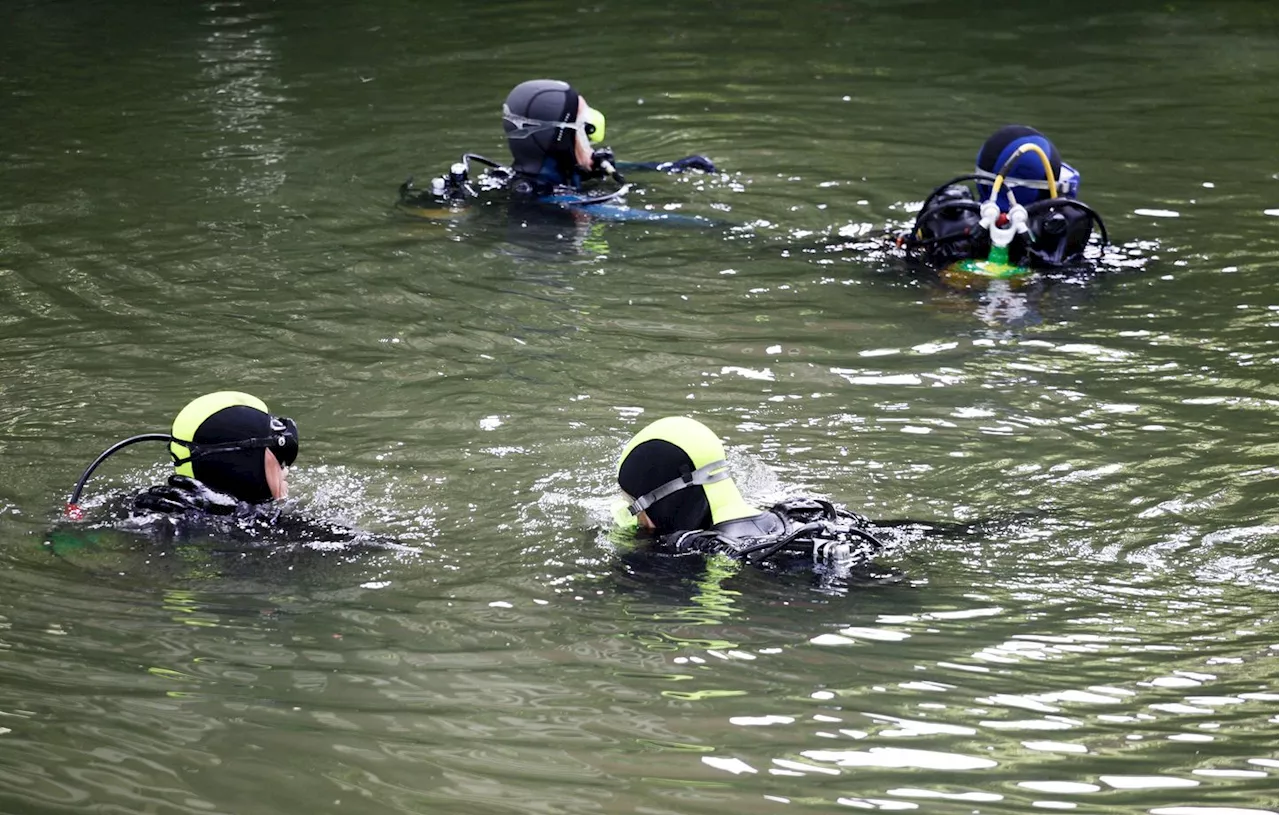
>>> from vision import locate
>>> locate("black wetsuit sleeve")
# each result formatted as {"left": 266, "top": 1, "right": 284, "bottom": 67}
{"left": 615, "top": 155, "right": 717, "bottom": 174}
{"left": 871, "top": 511, "right": 1039, "bottom": 539}
{"left": 267, "top": 514, "right": 405, "bottom": 551}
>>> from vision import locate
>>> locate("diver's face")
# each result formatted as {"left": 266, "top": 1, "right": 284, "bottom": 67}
{"left": 573, "top": 96, "right": 594, "bottom": 172}
{"left": 265, "top": 449, "right": 289, "bottom": 500}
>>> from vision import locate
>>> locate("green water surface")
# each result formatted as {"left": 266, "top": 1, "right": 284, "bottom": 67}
{"left": 0, "top": 1, "right": 1276, "bottom": 813}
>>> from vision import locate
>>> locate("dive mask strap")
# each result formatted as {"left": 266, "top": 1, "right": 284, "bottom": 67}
{"left": 170, "top": 416, "right": 299, "bottom": 468}
{"left": 503, "top": 105, "right": 605, "bottom": 145}
{"left": 170, "top": 436, "right": 271, "bottom": 466}
{"left": 973, "top": 166, "right": 1079, "bottom": 195}
{"left": 628, "top": 459, "right": 730, "bottom": 517}
{"left": 503, "top": 104, "right": 582, "bottom": 139}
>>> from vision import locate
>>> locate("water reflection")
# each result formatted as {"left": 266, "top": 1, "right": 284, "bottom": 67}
{"left": 191, "top": 1, "right": 289, "bottom": 199}
{"left": 679, "top": 589, "right": 1277, "bottom": 810}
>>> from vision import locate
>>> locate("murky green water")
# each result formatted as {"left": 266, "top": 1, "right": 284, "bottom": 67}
{"left": 1, "top": 1, "right": 1276, "bottom": 813}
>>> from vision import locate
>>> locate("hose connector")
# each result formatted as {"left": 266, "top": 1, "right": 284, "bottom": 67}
{"left": 983, "top": 202, "right": 1029, "bottom": 248}
{"left": 979, "top": 200, "right": 1000, "bottom": 230}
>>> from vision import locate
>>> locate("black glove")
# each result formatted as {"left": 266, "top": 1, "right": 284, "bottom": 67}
{"left": 590, "top": 147, "right": 617, "bottom": 173}
{"left": 591, "top": 148, "right": 625, "bottom": 182}
{"left": 657, "top": 155, "right": 717, "bottom": 174}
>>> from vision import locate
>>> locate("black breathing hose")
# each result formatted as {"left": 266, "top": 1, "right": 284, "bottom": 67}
{"left": 66, "top": 433, "right": 173, "bottom": 514}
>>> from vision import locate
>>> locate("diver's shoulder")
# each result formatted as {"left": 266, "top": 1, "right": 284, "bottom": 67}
{"left": 126, "top": 485, "right": 399, "bottom": 551}
{"left": 712, "top": 510, "right": 786, "bottom": 539}
{"left": 131, "top": 475, "right": 244, "bottom": 517}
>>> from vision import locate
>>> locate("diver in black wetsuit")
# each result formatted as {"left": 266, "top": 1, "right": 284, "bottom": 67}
{"left": 61, "top": 391, "right": 397, "bottom": 550}
{"left": 611, "top": 416, "right": 931, "bottom": 582}
{"left": 902, "top": 125, "right": 1108, "bottom": 275}
{"left": 399, "top": 79, "right": 717, "bottom": 221}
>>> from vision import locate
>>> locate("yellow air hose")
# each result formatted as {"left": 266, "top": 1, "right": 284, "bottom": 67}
{"left": 987, "top": 142, "right": 1058, "bottom": 206}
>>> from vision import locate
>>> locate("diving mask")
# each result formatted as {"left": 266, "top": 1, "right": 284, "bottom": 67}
{"left": 268, "top": 416, "right": 299, "bottom": 467}
{"left": 974, "top": 163, "right": 1079, "bottom": 198}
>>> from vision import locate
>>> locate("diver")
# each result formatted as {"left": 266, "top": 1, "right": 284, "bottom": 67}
{"left": 61, "top": 391, "right": 396, "bottom": 550}
{"left": 612, "top": 416, "right": 928, "bottom": 583}
{"left": 900, "top": 125, "right": 1109, "bottom": 281}
{"left": 398, "top": 78, "right": 718, "bottom": 223}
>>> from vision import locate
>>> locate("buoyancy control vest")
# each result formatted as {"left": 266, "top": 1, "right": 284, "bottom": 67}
{"left": 909, "top": 183, "right": 1103, "bottom": 271}
{"left": 656, "top": 497, "right": 889, "bottom": 577}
